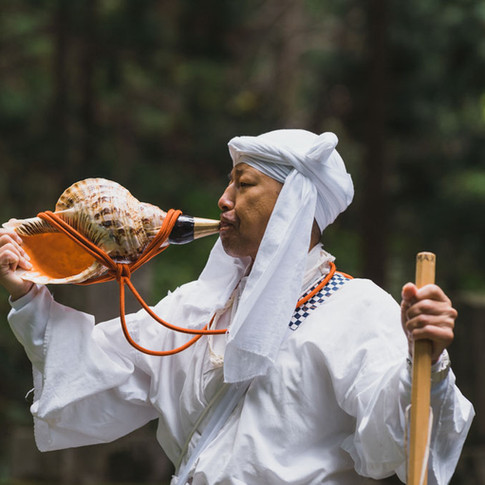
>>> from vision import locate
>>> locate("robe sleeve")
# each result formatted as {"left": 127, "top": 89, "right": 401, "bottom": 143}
{"left": 327, "top": 280, "right": 474, "bottom": 484}
{"left": 8, "top": 284, "right": 160, "bottom": 452}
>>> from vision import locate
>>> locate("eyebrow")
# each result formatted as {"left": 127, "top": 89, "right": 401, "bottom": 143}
{"left": 228, "top": 164, "right": 258, "bottom": 185}
{"left": 227, "top": 166, "right": 245, "bottom": 181}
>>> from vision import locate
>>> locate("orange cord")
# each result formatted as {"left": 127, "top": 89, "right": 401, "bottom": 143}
{"left": 36, "top": 210, "right": 345, "bottom": 356}
{"left": 38, "top": 209, "right": 227, "bottom": 356}
{"left": 297, "top": 262, "right": 337, "bottom": 307}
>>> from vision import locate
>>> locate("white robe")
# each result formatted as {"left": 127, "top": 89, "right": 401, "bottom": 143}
{"left": 8, "top": 246, "right": 474, "bottom": 485}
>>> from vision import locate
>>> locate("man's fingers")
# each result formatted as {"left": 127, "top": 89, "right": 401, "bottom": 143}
{"left": 405, "top": 312, "right": 455, "bottom": 334}
{"left": 407, "top": 323, "right": 454, "bottom": 362}
{"left": 0, "top": 244, "right": 32, "bottom": 275}
{"left": 414, "top": 284, "right": 451, "bottom": 304}
{"left": 0, "top": 249, "right": 19, "bottom": 274}
{"left": 0, "top": 232, "right": 30, "bottom": 262}
{"left": 0, "top": 228, "right": 22, "bottom": 245}
{"left": 402, "top": 291, "right": 457, "bottom": 361}
{"left": 0, "top": 230, "right": 34, "bottom": 299}
{"left": 402, "top": 283, "right": 450, "bottom": 305}
{"left": 18, "top": 254, "right": 33, "bottom": 271}
{"left": 411, "top": 323, "right": 454, "bottom": 340}
{"left": 405, "top": 299, "right": 457, "bottom": 320}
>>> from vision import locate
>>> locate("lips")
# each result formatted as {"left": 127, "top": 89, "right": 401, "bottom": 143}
{"left": 219, "top": 214, "right": 237, "bottom": 232}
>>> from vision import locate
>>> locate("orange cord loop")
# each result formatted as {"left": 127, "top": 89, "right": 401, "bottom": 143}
{"left": 37, "top": 208, "right": 222, "bottom": 356}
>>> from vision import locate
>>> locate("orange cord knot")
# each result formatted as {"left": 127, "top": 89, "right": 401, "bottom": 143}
{"left": 114, "top": 263, "right": 131, "bottom": 280}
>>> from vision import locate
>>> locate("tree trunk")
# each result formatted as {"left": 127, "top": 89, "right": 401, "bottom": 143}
{"left": 361, "top": 0, "right": 389, "bottom": 286}
{"left": 80, "top": 0, "right": 97, "bottom": 171}
{"left": 51, "top": 0, "right": 70, "bottom": 190}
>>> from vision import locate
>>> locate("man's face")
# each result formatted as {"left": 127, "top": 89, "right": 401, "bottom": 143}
{"left": 218, "top": 163, "right": 283, "bottom": 260}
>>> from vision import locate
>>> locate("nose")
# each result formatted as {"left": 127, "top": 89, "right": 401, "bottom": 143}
{"left": 218, "top": 184, "right": 235, "bottom": 212}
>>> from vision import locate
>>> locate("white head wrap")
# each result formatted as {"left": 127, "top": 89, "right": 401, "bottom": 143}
{"left": 192, "top": 129, "right": 353, "bottom": 383}
{"left": 228, "top": 130, "right": 353, "bottom": 232}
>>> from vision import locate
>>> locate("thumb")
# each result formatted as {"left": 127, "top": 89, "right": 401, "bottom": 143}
{"left": 401, "top": 282, "right": 418, "bottom": 302}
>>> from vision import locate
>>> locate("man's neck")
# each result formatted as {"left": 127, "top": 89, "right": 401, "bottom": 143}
{"left": 309, "top": 220, "right": 322, "bottom": 251}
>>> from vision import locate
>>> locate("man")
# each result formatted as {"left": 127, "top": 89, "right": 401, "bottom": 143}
{"left": 0, "top": 129, "right": 474, "bottom": 484}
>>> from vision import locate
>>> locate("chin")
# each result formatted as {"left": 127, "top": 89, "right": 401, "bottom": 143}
{"left": 220, "top": 239, "right": 252, "bottom": 260}
{"left": 221, "top": 244, "right": 242, "bottom": 259}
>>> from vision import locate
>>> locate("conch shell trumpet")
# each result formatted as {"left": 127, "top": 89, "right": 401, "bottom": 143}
{"left": 3, "top": 178, "right": 220, "bottom": 285}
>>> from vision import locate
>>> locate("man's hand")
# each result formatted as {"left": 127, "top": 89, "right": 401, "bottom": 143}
{"left": 401, "top": 283, "right": 457, "bottom": 363}
{"left": 0, "top": 228, "right": 34, "bottom": 300}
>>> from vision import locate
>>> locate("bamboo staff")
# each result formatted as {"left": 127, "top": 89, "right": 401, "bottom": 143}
{"left": 408, "top": 251, "right": 436, "bottom": 485}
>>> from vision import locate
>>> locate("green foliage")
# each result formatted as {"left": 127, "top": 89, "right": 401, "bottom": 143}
{"left": 0, "top": 1, "right": 484, "bottom": 482}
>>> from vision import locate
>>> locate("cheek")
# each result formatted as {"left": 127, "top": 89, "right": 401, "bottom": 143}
{"left": 248, "top": 200, "right": 276, "bottom": 231}
{"left": 236, "top": 186, "right": 280, "bottom": 231}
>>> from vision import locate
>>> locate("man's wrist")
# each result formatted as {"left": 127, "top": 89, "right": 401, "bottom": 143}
{"left": 406, "top": 350, "right": 451, "bottom": 384}
{"left": 9, "top": 282, "right": 35, "bottom": 307}
{"left": 9, "top": 282, "right": 34, "bottom": 302}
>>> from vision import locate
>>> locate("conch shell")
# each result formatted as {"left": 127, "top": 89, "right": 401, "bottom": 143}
{"left": 3, "top": 178, "right": 220, "bottom": 285}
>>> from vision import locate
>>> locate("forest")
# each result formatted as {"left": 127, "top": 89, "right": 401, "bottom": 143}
{"left": 0, "top": 0, "right": 484, "bottom": 483}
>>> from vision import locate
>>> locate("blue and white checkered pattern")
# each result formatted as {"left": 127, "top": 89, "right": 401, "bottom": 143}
{"left": 289, "top": 272, "right": 351, "bottom": 331}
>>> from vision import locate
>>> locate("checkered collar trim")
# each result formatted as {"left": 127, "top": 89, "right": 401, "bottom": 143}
{"left": 289, "top": 272, "right": 351, "bottom": 331}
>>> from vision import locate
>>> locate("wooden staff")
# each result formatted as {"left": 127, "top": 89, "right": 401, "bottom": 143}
{"left": 408, "top": 251, "right": 436, "bottom": 485}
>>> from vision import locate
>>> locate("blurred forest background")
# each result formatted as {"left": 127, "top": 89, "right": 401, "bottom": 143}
{"left": 0, "top": 0, "right": 484, "bottom": 484}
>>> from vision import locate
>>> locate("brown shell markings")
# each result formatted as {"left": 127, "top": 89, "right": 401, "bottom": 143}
{"left": 3, "top": 178, "right": 168, "bottom": 284}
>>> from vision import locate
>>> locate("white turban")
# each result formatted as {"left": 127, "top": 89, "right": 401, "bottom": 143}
{"left": 191, "top": 129, "right": 353, "bottom": 384}
{"left": 228, "top": 130, "right": 353, "bottom": 232}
